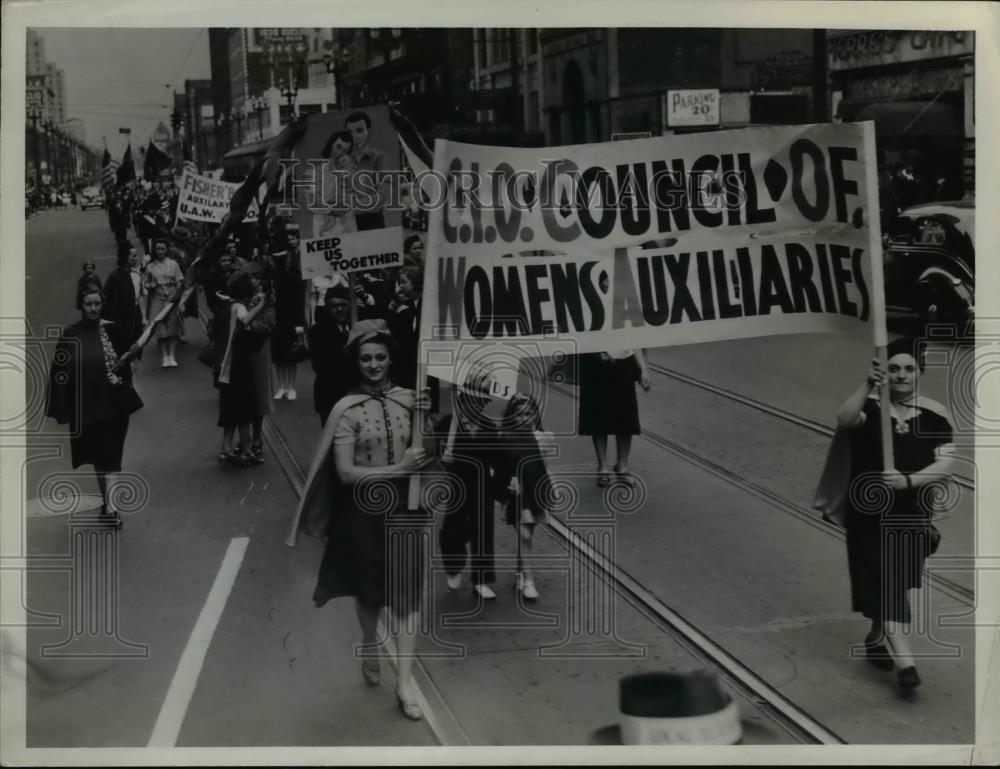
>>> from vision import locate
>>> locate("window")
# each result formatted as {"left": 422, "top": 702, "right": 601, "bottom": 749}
{"left": 477, "top": 29, "right": 487, "bottom": 69}
{"left": 526, "top": 29, "right": 538, "bottom": 56}
{"left": 496, "top": 29, "right": 510, "bottom": 65}
{"left": 529, "top": 91, "right": 540, "bottom": 129}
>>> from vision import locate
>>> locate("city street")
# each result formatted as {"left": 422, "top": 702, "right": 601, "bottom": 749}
{"left": 19, "top": 207, "right": 976, "bottom": 747}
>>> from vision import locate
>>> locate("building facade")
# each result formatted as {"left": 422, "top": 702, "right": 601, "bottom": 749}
{"left": 828, "top": 29, "right": 974, "bottom": 199}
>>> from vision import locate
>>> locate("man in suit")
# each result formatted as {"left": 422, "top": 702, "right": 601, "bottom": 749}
{"left": 308, "top": 285, "right": 354, "bottom": 426}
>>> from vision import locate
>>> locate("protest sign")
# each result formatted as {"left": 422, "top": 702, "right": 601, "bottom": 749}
{"left": 280, "top": 105, "right": 403, "bottom": 239}
{"left": 420, "top": 122, "right": 883, "bottom": 386}
{"left": 175, "top": 170, "right": 259, "bottom": 224}
{"left": 299, "top": 226, "right": 404, "bottom": 279}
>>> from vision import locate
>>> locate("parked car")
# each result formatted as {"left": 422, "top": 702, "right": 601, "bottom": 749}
{"left": 78, "top": 186, "right": 104, "bottom": 211}
{"left": 884, "top": 199, "right": 974, "bottom": 332}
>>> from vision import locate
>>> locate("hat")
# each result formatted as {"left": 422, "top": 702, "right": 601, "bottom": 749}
{"left": 343, "top": 319, "right": 393, "bottom": 354}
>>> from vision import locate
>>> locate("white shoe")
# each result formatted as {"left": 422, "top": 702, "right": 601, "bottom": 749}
{"left": 286, "top": 388, "right": 297, "bottom": 401}
{"left": 445, "top": 573, "right": 462, "bottom": 591}
{"left": 273, "top": 389, "right": 286, "bottom": 400}
{"left": 473, "top": 584, "right": 496, "bottom": 600}
{"left": 521, "top": 576, "right": 539, "bottom": 601}
{"left": 168, "top": 356, "right": 179, "bottom": 368}
{"left": 161, "top": 357, "right": 170, "bottom": 368}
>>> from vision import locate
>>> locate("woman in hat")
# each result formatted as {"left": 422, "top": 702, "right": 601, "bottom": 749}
{"left": 47, "top": 284, "right": 144, "bottom": 528}
{"left": 835, "top": 337, "right": 956, "bottom": 689}
{"left": 294, "top": 319, "right": 432, "bottom": 721}
{"left": 143, "top": 237, "right": 185, "bottom": 368}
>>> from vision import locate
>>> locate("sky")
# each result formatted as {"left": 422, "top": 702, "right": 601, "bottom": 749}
{"left": 34, "top": 28, "right": 211, "bottom": 160}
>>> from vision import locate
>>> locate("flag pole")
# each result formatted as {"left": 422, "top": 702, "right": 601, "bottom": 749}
{"left": 862, "top": 121, "right": 894, "bottom": 471}
{"left": 348, "top": 273, "right": 358, "bottom": 324}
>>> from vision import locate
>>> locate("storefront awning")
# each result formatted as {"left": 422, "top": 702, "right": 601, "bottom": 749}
{"left": 841, "top": 100, "right": 962, "bottom": 139}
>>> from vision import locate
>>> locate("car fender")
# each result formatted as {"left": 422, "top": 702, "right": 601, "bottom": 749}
{"left": 917, "top": 265, "right": 963, "bottom": 288}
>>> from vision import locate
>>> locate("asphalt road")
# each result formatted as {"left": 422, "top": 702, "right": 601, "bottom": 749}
{"left": 13, "top": 207, "right": 978, "bottom": 751}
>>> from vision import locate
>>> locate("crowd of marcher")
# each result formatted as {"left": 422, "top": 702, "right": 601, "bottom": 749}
{"left": 45, "top": 158, "right": 958, "bottom": 726}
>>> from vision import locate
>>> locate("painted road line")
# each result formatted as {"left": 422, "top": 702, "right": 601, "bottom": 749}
{"left": 147, "top": 537, "right": 249, "bottom": 747}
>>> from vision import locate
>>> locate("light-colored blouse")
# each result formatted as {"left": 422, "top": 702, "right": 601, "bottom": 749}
{"left": 334, "top": 392, "right": 413, "bottom": 468}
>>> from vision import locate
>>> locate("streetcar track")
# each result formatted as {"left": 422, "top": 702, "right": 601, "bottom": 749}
{"left": 646, "top": 362, "right": 976, "bottom": 491}
{"left": 262, "top": 412, "right": 845, "bottom": 745}
{"left": 547, "top": 380, "right": 974, "bottom": 607}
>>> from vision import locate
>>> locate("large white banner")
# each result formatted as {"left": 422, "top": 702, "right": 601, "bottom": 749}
{"left": 175, "top": 170, "right": 260, "bottom": 224}
{"left": 420, "top": 122, "right": 884, "bottom": 385}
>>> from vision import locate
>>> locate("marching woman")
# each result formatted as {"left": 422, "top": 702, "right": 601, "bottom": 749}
{"left": 102, "top": 240, "right": 145, "bottom": 349}
{"left": 143, "top": 237, "right": 185, "bottom": 368}
{"left": 434, "top": 379, "right": 498, "bottom": 600}
{"left": 577, "top": 348, "right": 651, "bottom": 487}
{"left": 494, "top": 393, "right": 554, "bottom": 602}
{"left": 294, "top": 319, "right": 432, "bottom": 720}
{"left": 47, "top": 284, "right": 144, "bottom": 528}
{"left": 835, "top": 337, "right": 956, "bottom": 689}
{"left": 243, "top": 261, "right": 276, "bottom": 462}
{"left": 269, "top": 247, "right": 307, "bottom": 401}
{"left": 212, "top": 271, "right": 270, "bottom": 467}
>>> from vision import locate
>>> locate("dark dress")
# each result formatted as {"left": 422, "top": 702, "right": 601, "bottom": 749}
{"left": 212, "top": 301, "right": 258, "bottom": 428}
{"left": 577, "top": 352, "right": 641, "bottom": 436}
{"left": 388, "top": 302, "right": 419, "bottom": 390}
{"left": 47, "top": 320, "right": 143, "bottom": 471}
{"left": 435, "top": 414, "right": 498, "bottom": 585}
{"left": 313, "top": 390, "right": 427, "bottom": 614}
{"left": 102, "top": 266, "right": 144, "bottom": 347}
{"left": 270, "top": 268, "right": 305, "bottom": 365}
{"left": 307, "top": 311, "right": 353, "bottom": 424}
{"left": 845, "top": 397, "right": 954, "bottom": 623}
{"left": 494, "top": 429, "right": 552, "bottom": 525}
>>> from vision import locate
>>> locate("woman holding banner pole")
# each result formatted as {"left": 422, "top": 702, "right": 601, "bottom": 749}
{"left": 835, "top": 337, "right": 956, "bottom": 689}
{"left": 293, "top": 319, "right": 432, "bottom": 721}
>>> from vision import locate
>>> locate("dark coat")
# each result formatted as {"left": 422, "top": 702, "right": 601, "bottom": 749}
{"left": 307, "top": 312, "right": 353, "bottom": 419}
{"left": 47, "top": 319, "right": 143, "bottom": 431}
{"left": 102, "top": 267, "right": 144, "bottom": 346}
{"left": 388, "top": 301, "right": 419, "bottom": 390}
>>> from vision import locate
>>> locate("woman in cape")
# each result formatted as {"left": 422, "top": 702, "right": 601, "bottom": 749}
{"left": 293, "top": 319, "right": 432, "bottom": 721}
{"left": 836, "top": 337, "right": 956, "bottom": 689}
{"left": 47, "top": 284, "right": 144, "bottom": 528}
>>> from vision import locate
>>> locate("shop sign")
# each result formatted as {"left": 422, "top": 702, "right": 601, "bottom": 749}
{"left": 542, "top": 29, "right": 603, "bottom": 57}
{"left": 828, "top": 30, "right": 972, "bottom": 72}
{"left": 465, "top": 88, "right": 516, "bottom": 111}
{"left": 664, "top": 89, "right": 720, "bottom": 127}
{"left": 754, "top": 50, "right": 813, "bottom": 89}
{"left": 845, "top": 67, "right": 962, "bottom": 103}
{"left": 611, "top": 132, "right": 652, "bottom": 141}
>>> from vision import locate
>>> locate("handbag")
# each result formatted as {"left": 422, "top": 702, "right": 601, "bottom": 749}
{"left": 198, "top": 341, "right": 216, "bottom": 368}
{"left": 285, "top": 328, "right": 311, "bottom": 364}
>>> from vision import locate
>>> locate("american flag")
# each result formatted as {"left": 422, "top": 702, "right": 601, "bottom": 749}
{"left": 101, "top": 148, "right": 119, "bottom": 189}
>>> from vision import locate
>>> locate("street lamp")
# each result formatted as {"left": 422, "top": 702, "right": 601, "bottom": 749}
{"left": 233, "top": 110, "right": 245, "bottom": 146}
{"left": 278, "top": 77, "right": 299, "bottom": 122}
{"left": 249, "top": 95, "right": 269, "bottom": 141}
{"left": 323, "top": 45, "right": 350, "bottom": 109}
